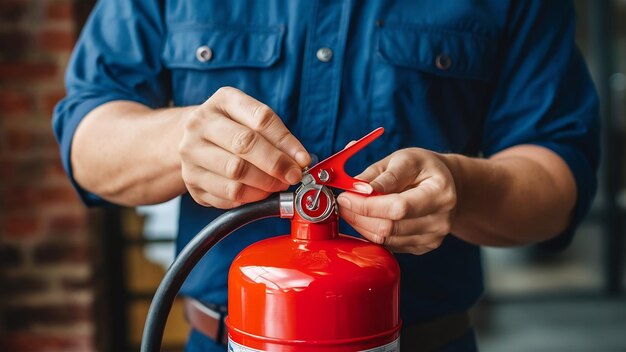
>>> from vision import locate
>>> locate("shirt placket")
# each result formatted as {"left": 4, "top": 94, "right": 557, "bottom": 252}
{"left": 297, "top": 0, "right": 353, "bottom": 158}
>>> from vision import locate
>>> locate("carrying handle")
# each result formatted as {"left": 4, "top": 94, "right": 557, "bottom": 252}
{"left": 306, "top": 127, "right": 384, "bottom": 195}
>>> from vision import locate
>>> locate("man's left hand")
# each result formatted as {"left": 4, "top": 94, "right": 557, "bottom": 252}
{"left": 336, "top": 148, "right": 457, "bottom": 255}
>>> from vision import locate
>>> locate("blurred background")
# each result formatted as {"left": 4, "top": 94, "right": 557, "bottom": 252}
{"left": 0, "top": 0, "right": 624, "bottom": 351}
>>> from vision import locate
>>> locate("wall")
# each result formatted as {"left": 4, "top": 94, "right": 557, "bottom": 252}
{"left": 0, "top": 0, "right": 97, "bottom": 351}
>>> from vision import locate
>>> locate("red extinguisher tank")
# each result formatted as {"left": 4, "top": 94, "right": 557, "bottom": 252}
{"left": 139, "top": 128, "right": 400, "bottom": 352}
{"left": 226, "top": 188, "right": 401, "bottom": 351}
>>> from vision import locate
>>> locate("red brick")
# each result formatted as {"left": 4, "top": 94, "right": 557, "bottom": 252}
{"left": 33, "top": 242, "right": 90, "bottom": 265}
{"left": 0, "top": 0, "right": 30, "bottom": 24}
{"left": 61, "top": 275, "right": 93, "bottom": 291}
{"left": 43, "top": 158, "right": 68, "bottom": 179}
{"left": 0, "top": 91, "right": 33, "bottom": 115}
{"left": 46, "top": 1, "right": 74, "bottom": 21}
{"left": 9, "top": 158, "right": 44, "bottom": 184}
{"left": 0, "top": 157, "right": 16, "bottom": 182}
{"left": 43, "top": 90, "right": 66, "bottom": 115}
{"left": 39, "top": 185, "right": 79, "bottom": 204}
{"left": 0, "top": 244, "right": 22, "bottom": 268}
{"left": 3, "top": 128, "right": 57, "bottom": 154}
{"left": 3, "top": 185, "right": 38, "bottom": 209}
{"left": 0, "top": 62, "right": 57, "bottom": 82}
{"left": 1, "top": 332, "right": 94, "bottom": 352}
{"left": 39, "top": 29, "right": 76, "bottom": 52}
{"left": 3, "top": 212, "right": 41, "bottom": 237}
{"left": 2, "top": 303, "right": 92, "bottom": 330}
{"left": 3, "top": 157, "right": 66, "bottom": 184}
{"left": 0, "top": 31, "right": 32, "bottom": 61}
{"left": 48, "top": 213, "right": 87, "bottom": 234}
{"left": 0, "top": 275, "right": 48, "bottom": 296}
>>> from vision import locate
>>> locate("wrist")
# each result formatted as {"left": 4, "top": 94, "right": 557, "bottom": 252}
{"left": 436, "top": 152, "right": 470, "bottom": 233}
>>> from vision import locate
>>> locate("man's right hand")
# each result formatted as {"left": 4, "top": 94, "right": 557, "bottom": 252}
{"left": 179, "top": 87, "right": 311, "bottom": 209}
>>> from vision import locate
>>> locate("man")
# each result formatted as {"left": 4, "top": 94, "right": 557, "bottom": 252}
{"left": 53, "top": 1, "right": 599, "bottom": 351}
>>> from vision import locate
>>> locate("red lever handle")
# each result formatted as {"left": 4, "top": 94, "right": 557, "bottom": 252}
{"left": 306, "top": 127, "right": 384, "bottom": 195}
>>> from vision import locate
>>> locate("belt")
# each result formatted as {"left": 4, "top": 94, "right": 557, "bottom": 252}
{"left": 183, "top": 298, "right": 229, "bottom": 345}
{"left": 184, "top": 297, "right": 470, "bottom": 350}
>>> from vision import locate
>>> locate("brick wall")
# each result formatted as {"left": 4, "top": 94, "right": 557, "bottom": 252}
{"left": 0, "top": 1, "right": 97, "bottom": 351}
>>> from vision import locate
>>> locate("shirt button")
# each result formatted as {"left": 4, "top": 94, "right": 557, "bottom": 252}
{"left": 316, "top": 47, "right": 333, "bottom": 62}
{"left": 196, "top": 45, "right": 213, "bottom": 62}
{"left": 435, "top": 54, "right": 452, "bottom": 70}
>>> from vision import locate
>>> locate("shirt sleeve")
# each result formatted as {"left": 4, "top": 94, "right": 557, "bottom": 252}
{"left": 482, "top": 0, "right": 600, "bottom": 250}
{"left": 52, "top": 0, "right": 170, "bottom": 206}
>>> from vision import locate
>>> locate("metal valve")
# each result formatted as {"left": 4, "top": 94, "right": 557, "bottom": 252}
{"left": 281, "top": 127, "right": 385, "bottom": 223}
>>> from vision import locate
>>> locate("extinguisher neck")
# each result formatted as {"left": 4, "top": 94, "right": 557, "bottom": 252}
{"left": 291, "top": 213, "right": 339, "bottom": 240}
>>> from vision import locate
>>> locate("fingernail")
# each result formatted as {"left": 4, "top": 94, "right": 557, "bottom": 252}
{"left": 336, "top": 196, "right": 351, "bottom": 209}
{"left": 295, "top": 150, "right": 310, "bottom": 167}
{"left": 353, "top": 182, "right": 373, "bottom": 194}
{"left": 285, "top": 168, "right": 302, "bottom": 185}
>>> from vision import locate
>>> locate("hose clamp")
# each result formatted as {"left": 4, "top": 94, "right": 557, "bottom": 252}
{"left": 279, "top": 192, "right": 295, "bottom": 219}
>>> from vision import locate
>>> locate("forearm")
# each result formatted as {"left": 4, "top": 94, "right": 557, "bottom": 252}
{"left": 71, "top": 101, "right": 192, "bottom": 206}
{"left": 445, "top": 145, "right": 577, "bottom": 246}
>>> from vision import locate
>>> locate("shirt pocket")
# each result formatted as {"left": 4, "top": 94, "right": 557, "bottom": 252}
{"left": 369, "top": 23, "right": 497, "bottom": 153}
{"left": 161, "top": 23, "right": 285, "bottom": 109}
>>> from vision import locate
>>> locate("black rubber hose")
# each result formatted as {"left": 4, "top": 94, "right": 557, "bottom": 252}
{"left": 141, "top": 194, "right": 282, "bottom": 352}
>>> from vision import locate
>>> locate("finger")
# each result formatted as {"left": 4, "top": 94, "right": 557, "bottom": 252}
{"left": 383, "top": 233, "right": 444, "bottom": 255}
{"left": 368, "top": 152, "right": 419, "bottom": 193}
{"left": 185, "top": 167, "right": 272, "bottom": 205}
{"left": 347, "top": 218, "right": 444, "bottom": 255}
{"left": 354, "top": 162, "right": 386, "bottom": 183}
{"left": 187, "top": 184, "right": 241, "bottom": 209}
{"left": 349, "top": 222, "right": 386, "bottom": 245}
{"left": 353, "top": 153, "right": 395, "bottom": 183}
{"left": 183, "top": 140, "right": 289, "bottom": 193}
{"left": 343, "top": 140, "right": 357, "bottom": 149}
{"left": 209, "top": 87, "right": 311, "bottom": 167}
{"left": 337, "top": 191, "right": 437, "bottom": 221}
{"left": 200, "top": 112, "right": 303, "bottom": 185}
{"left": 338, "top": 207, "right": 444, "bottom": 238}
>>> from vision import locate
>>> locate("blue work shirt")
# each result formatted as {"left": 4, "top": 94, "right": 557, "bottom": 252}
{"left": 53, "top": 1, "right": 599, "bottom": 350}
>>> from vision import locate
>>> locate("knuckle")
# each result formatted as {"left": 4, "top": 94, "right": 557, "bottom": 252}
{"left": 267, "top": 177, "right": 285, "bottom": 191}
{"left": 225, "top": 157, "right": 247, "bottom": 180}
{"left": 389, "top": 198, "right": 409, "bottom": 220}
{"left": 360, "top": 201, "right": 373, "bottom": 217}
{"left": 214, "top": 86, "right": 237, "bottom": 99}
{"left": 225, "top": 181, "right": 245, "bottom": 202}
{"left": 439, "top": 222, "right": 452, "bottom": 235}
{"left": 394, "top": 151, "right": 412, "bottom": 164}
{"left": 183, "top": 109, "right": 204, "bottom": 131}
{"left": 275, "top": 130, "right": 293, "bottom": 149}
{"left": 178, "top": 140, "right": 191, "bottom": 159}
{"left": 251, "top": 104, "right": 276, "bottom": 131}
{"left": 426, "top": 240, "right": 442, "bottom": 251}
{"left": 231, "top": 129, "right": 258, "bottom": 155}
{"left": 440, "top": 188, "right": 457, "bottom": 207}
{"left": 180, "top": 167, "right": 197, "bottom": 187}
{"left": 406, "top": 244, "right": 425, "bottom": 255}
{"left": 341, "top": 209, "right": 355, "bottom": 223}
{"left": 195, "top": 197, "right": 211, "bottom": 207}
{"left": 380, "top": 171, "right": 400, "bottom": 190}
{"left": 377, "top": 220, "right": 395, "bottom": 237}
{"left": 415, "top": 247, "right": 431, "bottom": 255}
{"left": 268, "top": 154, "right": 289, "bottom": 175}
{"left": 190, "top": 190, "right": 211, "bottom": 207}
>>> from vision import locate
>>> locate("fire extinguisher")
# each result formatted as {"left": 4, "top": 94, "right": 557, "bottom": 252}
{"left": 141, "top": 128, "right": 401, "bottom": 352}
